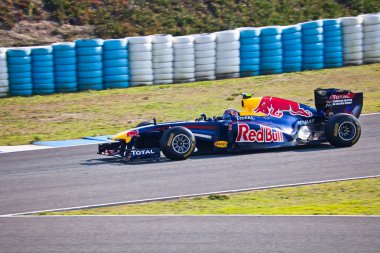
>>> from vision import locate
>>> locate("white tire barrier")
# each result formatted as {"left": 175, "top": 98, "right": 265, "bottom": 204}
{"left": 361, "top": 14, "right": 380, "bottom": 63}
{"left": 216, "top": 30, "right": 240, "bottom": 78}
{"left": 128, "top": 36, "right": 153, "bottom": 86}
{"left": 194, "top": 34, "right": 216, "bottom": 81}
{"left": 0, "top": 48, "right": 8, "bottom": 97}
{"left": 173, "top": 36, "right": 195, "bottom": 82}
{"left": 341, "top": 16, "right": 364, "bottom": 65}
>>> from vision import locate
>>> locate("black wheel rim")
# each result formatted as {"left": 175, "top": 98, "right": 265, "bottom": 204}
{"left": 338, "top": 121, "right": 356, "bottom": 141}
{"left": 172, "top": 134, "right": 191, "bottom": 154}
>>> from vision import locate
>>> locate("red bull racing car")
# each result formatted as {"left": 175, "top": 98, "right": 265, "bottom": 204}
{"left": 98, "top": 88, "right": 363, "bottom": 161}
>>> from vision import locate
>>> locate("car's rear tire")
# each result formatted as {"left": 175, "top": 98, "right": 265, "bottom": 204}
{"left": 159, "top": 127, "right": 196, "bottom": 160}
{"left": 325, "top": 113, "right": 361, "bottom": 147}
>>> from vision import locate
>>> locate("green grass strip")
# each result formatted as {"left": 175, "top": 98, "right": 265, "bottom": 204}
{"left": 43, "top": 177, "right": 380, "bottom": 216}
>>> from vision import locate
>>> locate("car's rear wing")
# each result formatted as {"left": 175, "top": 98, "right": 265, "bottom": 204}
{"left": 314, "top": 88, "right": 363, "bottom": 118}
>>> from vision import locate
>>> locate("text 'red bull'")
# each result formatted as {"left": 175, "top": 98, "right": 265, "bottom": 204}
{"left": 236, "top": 124, "right": 284, "bottom": 143}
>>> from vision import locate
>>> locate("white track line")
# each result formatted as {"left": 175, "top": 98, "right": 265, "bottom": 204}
{"left": 2, "top": 174, "right": 379, "bottom": 217}
{"left": 2, "top": 215, "right": 380, "bottom": 218}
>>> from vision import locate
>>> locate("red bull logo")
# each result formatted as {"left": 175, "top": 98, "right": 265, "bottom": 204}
{"left": 253, "top": 96, "right": 312, "bottom": 118}
{"left": 236, "top": 124, "right": 284, "bottom": 143}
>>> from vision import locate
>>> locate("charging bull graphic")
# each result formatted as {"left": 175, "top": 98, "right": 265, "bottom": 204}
{"left": 253, "top": 96, "right": 312, "bottom": 118}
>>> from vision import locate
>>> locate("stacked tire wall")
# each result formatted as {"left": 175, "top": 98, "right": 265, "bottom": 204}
{"left": 1, "top": 13, "right": 380, "bottom": 97}
{"left": 0, "top": 48, "right": 8, "bottom": 97}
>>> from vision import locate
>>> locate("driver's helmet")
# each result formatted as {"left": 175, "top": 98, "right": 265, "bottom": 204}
{"left": 222, "top": 108, "right": 239, "bottom": 120}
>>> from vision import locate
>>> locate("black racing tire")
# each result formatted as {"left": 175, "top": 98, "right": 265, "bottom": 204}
{"left": 159, "top": 127, "right": 196, "bottom": 160}
{"left": 134, "top": 121, "right": 155, "bottom": 149}
{"left": 325, "top": 113, "right": 361, "bottom": 147}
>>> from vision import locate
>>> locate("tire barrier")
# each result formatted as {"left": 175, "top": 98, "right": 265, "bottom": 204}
{"left": 152, "top": 34, "right": 173, "bottom": 85}
{"left": 215, "top": 30, "right": 240, "bottom": 79}
{"left": 7, "top": 48, "right": 33, "bottom": 96}
{"left": 238, "top": 27, "right": 260, "bottom": 77}
{"left": 0, "top": 48, "right": 8, "bottom": 97}
{"left": 323, "top": 19, "right": 343, "bottom": 68}
{"left": 75, "top": 39, "right": 104, "bottom": 91}
{"left": 52, "top": 42, "right": 77, "bottom": 93}
{"left": 341, "top": 17, "right": 363, "bottom": 66}
{"left": 128, "top": 36, "right": 153, "bottom": 86}
{"left": 282, "top": 24, "right": 302, "bottom": 73}
{"left": 173, "top": 35, "right": 195, "bottom": 83}
{"left": 301, "top": 20, "right": 324, "bottom": 70}
{"left": 103, "top": 39, "right": 129, "bottom": 89}
{"left": 260, "top": 26, "right": 283, "bottom": 75}
{"left": 194, "top": 33, "right": 216, "bottom": 81}
{"left": 31, "top": 46, "right": 55, "bottom": 95}
{"left": 361, "top": 14, "right": 380, "bottom": 64}
{"left": 1, "top": 13, "right": 380, "bottom": 97}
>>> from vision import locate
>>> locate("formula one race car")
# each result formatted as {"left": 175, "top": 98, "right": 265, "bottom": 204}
{"left": 98, "top": 88, "right": 363, "bottom": 161}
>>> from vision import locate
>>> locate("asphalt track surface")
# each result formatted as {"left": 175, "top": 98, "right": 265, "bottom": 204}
{"left": 0, "top": 114, "right": 379, "bottom": 252}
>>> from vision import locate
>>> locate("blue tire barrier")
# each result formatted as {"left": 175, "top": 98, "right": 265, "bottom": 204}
{"left": 240, "top": 58, "right": 260, "bottom": 65}
{"left": 303, "top": 56, "right": 324, "bottom": 64}
{"left": 324, "top": 57, "right": 343, "bottom": 64}
{"left": 77, "top": 62, "right": 103, "bottom": 71}
{"left": 260, "top": 62, "right": 282, "bottom": 70}
{"left": 260, "top": 68, "right": 283, "bottom": 75}
{"left": 302, "top": 34, "right": 324, "bottom": 43}
{"left": 240, "top": 64, "right": 260, "bottom": 71}
{"left": 53, "top": 50, "right": 76, "bottom": 58}
{"left": 54, "top": 57, "right": 76, "bottom": 65}
{"left": 240, "top": 29, "right": 260, "bottom": 38}
{"left": 261, "top": 49, "right": 282, "bottom": 57}
{"left": 282, "top": 25, "right": 301, "bottom": 34}
{"left": 32, "top": 78, "right": 55, "bottom": 84}
{"left": 323, "top": 19, "right": 340, "bottom": 26}
{"left": 32, "top": 61, "right": 54, "bottom": 67}
{"left": 9, "top": 71, "right": 31, "bottom": 79}
{"left": 240, "top": 37, "right": 260, "bottom": 45}
{"left": 77, "top": 84, "right": 103, "bottom": 91}
{"left": 240, "top": 44, "right": 260, "bottom": 51}
{"left": 7, "top": 48, "right": 31, "bottom": 57}
{"left": 324, "top": 62, "right": 343, "bottom": 68}
{"left": 302, "top": 28, "right": 323, "bottom": 36}
{"left": 55, "top": 71, "right": 77, "bottom": 78}
{"left": 8, "top": 64, "right": 31, "bottom": 73}
{"left": 103, "top": 39, "right": 128, "bottom": 50}
{"left": 55, "top": 64, "right": 76, "bottom": 72}
{"left": 55, "top": 82, "right": 77, "bottom": 91}
{"left": 32, "top": 67, "right": 54, "bottom": 73}
{"left": 303, "top": 43, "right": 324, "bottom": 51}
{"left": 33, "top": 82, "right": 55, "bottom": 90}
{"left": 282, "top": 38, "right": 302, "bottom": 46}
{"left": 33, "top": 89, "right": 55, "bottom": 95}
{"left": 303, "top": 50, "right": 323, "bottom": 57}
{"left": 283, "top": 56, "right": 302, "bottom": 63}
{"left": 9, "top": 83, "right": 33, "bottom": 90}
{"left": 76, "top": 47, "right": 102, "bottom": 56}
{"left": 260, "top": 42, "right": 282, "bottom": 50}
{"left": 240, "top": 71, "right": 260, "bottom": 77}
{"left": 261, "top": 56, "right": 282, "bottom": 63}
{"left": 52, "top": 42, "right": 75, "bottom": 51}
{"left": 76, "top": 55, "right": 102, "bottom": 63}
{"left": 103, "top": 67, "right": 129, "bottom": 76}
{"left": 260, "top": 26, "right": 282, "bottom": 36}
{"left": 260, "top": 35, "right": 281, "bottom": 43}
{"left": 324, "top": 35, "right": 342, "bottom": 42}
{"left": 301, "top": 20, "right": 323, "bottom": 30}
{"left": 32, "top": 72, "right": 54, "bottom": 79}
{"left": 77, "top": 70, "right": 102, "bottom": 78}
{"left": 31, "top": 47, "right": 53, "bottom": 55}
{"left": 103, "top": 59, "right": 129, "bottom": 68}
{"left": 283, "top": 50, "right": 302, "bottom": 57}
{"left": 55, "top": 76, "right": 77, "bottom": 83}
{"left": 75, "top": 39, "right": 104, "bottom": 47}
{"left": 9, "top": 77, "right": 32, "bottom": 85}
{"left": 9, "top": 89, "right": 33, "bottom": 96}
{"left": 104, "top": 75, "right": 130, "bottom": 83}
{"left": 324, "top": 29, "right": 341, "bottom": 37}
{"left": 31, "top": 54, "right": 54, "bottom": 61}
{"left": 283, "top": 43, "right": 302, "bottom": 51}
{"left": 104, "top": 82, "right": 130, "bottom": 89}
{"left": 302, "top": 63, "right": 324, "bottom": 70}
{"left": 323, "top": 25, "right": 341, "bottom": 32}
{"left": 240, "top": 51, "right": 260, "bottom": 58}
{"left": 324, "top": 51, "right": 343, "bottom": 58}
{"left": 103, "top": 50, "right": 128, "bottom": 60}
{"left": 8, "top": 56, "right": 31, "bottom": 65}
{"left": 324, "top": 40, "right": 343, "bottom": 48}
{"left": 282, "top": 32, "right": 301, "bottom": 40}
{"left": 77, "top": 77, "right": 103, "bottom": 85}
{"left": 283, "top": 63, "right": 302, "bottom": 73}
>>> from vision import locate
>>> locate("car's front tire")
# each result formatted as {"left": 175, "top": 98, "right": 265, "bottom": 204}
{"left": 159, "top": 127, "right": 196, "bottom": 160}
{"left": 325, "top": 113, "right": 361, "bottom": 147}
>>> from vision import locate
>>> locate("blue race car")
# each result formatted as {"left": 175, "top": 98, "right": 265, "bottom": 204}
{"left": 98, "top": 88, "right": 363, "bottom": 161}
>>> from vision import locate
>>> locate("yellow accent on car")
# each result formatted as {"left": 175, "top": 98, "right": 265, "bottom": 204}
{"left": 240, "top": 97, "right": 266, "bottom": 116}
{"left": 214, "top": 140, "right": 228, "bottom": 148}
